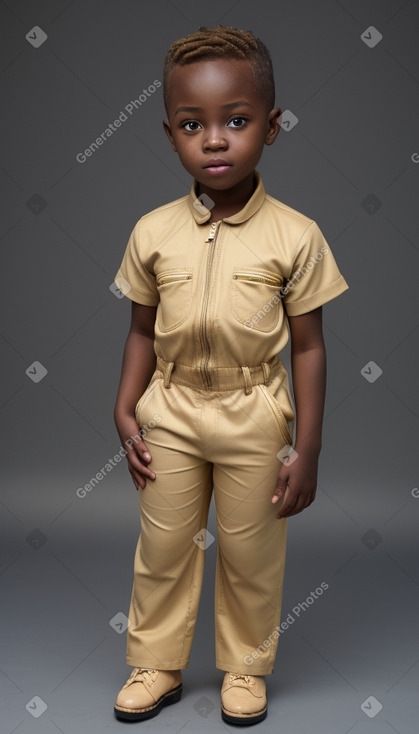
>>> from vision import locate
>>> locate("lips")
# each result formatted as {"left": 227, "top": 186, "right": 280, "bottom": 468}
{"left": 203, "top": 159, "right": 232, "bottom": 168}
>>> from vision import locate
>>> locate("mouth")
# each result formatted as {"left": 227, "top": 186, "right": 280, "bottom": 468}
{"left": 203, "top": 160, "right": 232, "bottom": 174}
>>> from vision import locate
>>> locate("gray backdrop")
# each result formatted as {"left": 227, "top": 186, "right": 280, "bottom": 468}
{"left": 1, "top": 1, "right": 418, "bottom": 732}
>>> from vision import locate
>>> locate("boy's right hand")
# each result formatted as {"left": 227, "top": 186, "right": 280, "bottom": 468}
{"left": 115, "top": 414, "right": 156, "bottom": 490}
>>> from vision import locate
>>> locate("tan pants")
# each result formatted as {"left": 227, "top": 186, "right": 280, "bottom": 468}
{"left": 125, "top": 355, "right": 294, "bottom": 675}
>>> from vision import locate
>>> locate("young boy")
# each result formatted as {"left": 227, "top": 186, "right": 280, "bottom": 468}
{"left": 112, "top": 25, "right": 348, "bottom": 726}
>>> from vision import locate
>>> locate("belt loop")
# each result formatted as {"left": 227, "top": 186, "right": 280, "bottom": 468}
{"left": 261, "top": 362, "right": 270, "bottom": 385}
{"left": 163, "top": 361, "right": 175, "bottom": 388}
{"left": 241, "top": 366, "right": 253, "bottom": 395}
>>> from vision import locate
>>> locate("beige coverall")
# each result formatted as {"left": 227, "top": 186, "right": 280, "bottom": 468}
{"left": 114, "top": 169, "right": 349, "bottom": 674}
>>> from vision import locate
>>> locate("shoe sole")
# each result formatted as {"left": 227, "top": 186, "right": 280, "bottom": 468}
{"left": 114, "top": 683, "right": 183, "bottom": 721}
{"left": 221, "top": 705, "right": 267, "bottom": 726}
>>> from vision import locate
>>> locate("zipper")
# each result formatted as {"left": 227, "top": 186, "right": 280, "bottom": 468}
{"left": 200, "top": 221, "right": 221, "bottom": 388}
{"left": 205, "top": 221, "right": 218, "bottom": 243}
{"left": 233, "top": 272, "right": 283, "bottom": 287}
{"left": 156, "top": 272, "right": 192, "bottom": 286}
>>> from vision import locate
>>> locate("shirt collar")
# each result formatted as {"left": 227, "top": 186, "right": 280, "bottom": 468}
{"left": 187, "top": 169, "right": 266, "bottom": 225}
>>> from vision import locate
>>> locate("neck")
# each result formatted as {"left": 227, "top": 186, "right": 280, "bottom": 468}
{"left": 196, "top": 172, "right": 256, "bottom": 220}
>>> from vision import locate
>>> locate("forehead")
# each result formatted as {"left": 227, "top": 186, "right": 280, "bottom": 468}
{"left": 166, "top": 58, "right": 260, "bottom": 114}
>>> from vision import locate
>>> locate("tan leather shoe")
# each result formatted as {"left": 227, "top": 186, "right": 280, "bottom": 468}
{"left": 114, "top": 667, "right": 182, "bottom": 721}
{"left": 221, "top": 672, "right": 267, "bottom": 725}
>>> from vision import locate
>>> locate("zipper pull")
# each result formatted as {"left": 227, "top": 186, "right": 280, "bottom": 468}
{"left": 205, "top": 221, "right": 217, "bottom": 243}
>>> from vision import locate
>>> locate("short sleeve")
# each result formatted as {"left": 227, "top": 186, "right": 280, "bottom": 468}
{"left": 113, "top": 219, "right": 159, "bottom": 306}
{"left": 282, "top": 221, "right": 349, "bottom": 316}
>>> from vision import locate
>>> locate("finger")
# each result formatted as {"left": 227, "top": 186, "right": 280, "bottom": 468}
{"left": 133, "top": 469, "right": 146, "bottom": 491}
{"left": 127, "top": 445, "right": 156, "bottom": 480}
{"left": 272, "top": 474, "right": 288, "bottom": 503}
{"left": 280, "top": 490, "right": 316, "bottom": 517}
{"left": 275, "top": 485, "right": 299, "bottom": 518}
{"left": 131, "top": 461, "right": 156, "bottom": 484}
{"left": 129, "top": 464, "right": 153, "bottom": 490}
{"left": 125, "top": 433, "right": 152, "bottom": 463}
{"left": 136, "top": 445, "right": 152, "bottom": 463}
{"left": 129, "top": 467, "right": 145, "bottom": 491}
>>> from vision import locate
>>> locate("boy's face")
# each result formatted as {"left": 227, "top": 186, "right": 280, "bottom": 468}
{"left": 163, "top": 59, "right": 281, "bottom": 193}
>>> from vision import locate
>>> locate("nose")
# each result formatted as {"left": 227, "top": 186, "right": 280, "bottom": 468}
{"left": 203, "top": 125, "right": 227, "bottom": 151}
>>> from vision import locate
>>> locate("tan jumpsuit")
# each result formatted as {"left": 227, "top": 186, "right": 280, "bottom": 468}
{"left": 114, "top": 169, "right": 349, "bottom": 675}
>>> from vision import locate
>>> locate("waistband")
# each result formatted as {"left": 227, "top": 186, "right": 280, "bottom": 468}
{"left": 155, "top": 355, "right": 283, "bottom": 394}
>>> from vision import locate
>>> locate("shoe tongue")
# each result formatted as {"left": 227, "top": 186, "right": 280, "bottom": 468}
{"left": 230, "top": 674, "right": 251, "bottom": 684}
{"left": 133, "top": 667, "right": 155, "bottom": 681}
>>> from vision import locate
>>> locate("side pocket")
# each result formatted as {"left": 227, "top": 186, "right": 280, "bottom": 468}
{"left": 134, "top": 375, "right": 161, "bottom": 425}
{"left": 258, "top": 383, "right": 293, "bottom": 446}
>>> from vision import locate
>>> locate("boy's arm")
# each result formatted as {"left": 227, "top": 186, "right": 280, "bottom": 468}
{"left": 114, "top": 301, "right": 158, "bottom": 490}
{"left": 272, "top": 306, "right": 326, "bottom": 518}
{"left": 289, "top": 306, "right": 326, "bottom": 455}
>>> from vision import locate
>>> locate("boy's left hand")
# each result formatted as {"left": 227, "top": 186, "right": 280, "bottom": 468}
{"left": 271, "top": 449, "right": 319, "bottom": 519}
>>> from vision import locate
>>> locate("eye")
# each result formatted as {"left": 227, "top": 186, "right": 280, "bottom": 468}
{"left": 227, "top": 116, "right": 247, "bottom": 128}
{"left": 182, "top": 120, "right": 202, "bottom": 131}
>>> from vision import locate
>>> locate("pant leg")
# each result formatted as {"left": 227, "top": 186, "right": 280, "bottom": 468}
{"left": 125, "top": 377, "right": 213, "bottom": 670}
{"left": 209, "top": 384, "right": 290, "bottom": 675}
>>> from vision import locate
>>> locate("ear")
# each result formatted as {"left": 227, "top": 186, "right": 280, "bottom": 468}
{"left": 162, "top": 119, "right": 177, "bottom": 152}
{"left": 265, "top": 106, "right": 282, "bottom": 146}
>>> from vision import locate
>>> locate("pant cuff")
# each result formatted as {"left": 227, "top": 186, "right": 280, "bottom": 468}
{"left": 216, "top": 660, "right": 273, "bottom": 675}
{"left": 126, "top": 657, "right": 190, "bottom": 670}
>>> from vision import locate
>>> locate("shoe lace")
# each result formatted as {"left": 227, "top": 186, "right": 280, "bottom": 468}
{"left": 129, "top": 667, "right": 157, "bottom": 684}
{"left": 229, "top": 673, "right": 254, "bottom": 685}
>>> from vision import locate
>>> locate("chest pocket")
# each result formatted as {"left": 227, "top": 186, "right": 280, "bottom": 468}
{"left": 156, "top": 269, "right": 193, "bottom": 331}
{"left": 231, "top": 268, "right": 284, "bottom": 332}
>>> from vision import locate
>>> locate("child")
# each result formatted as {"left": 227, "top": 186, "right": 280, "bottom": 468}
{"left": 112, "top": 24, "right": 348, "bottom": 726}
